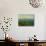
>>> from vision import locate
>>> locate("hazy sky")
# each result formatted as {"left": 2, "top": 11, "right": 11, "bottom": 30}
{"left": 18, "top": 14, "right": 34, "bottom": 19}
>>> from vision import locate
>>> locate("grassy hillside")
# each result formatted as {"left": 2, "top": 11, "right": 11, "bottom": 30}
{"left": 18, "top": 19, "right": 34, "bottom": 26}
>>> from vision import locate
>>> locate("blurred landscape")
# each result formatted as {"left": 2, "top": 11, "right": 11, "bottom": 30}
{"left": 18, "top": 14, "right": 34, "bottom": 26}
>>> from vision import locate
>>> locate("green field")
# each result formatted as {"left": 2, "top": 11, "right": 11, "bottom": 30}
{"left": 18, "top": 19, "right": 34, "bottom": 26}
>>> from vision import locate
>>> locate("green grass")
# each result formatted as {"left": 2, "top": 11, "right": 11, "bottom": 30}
{"left": 18, "top": 19, "right": 34, "bottom": 26}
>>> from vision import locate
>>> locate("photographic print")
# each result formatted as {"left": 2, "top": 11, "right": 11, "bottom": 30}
{"left": 18, "top": 14, "right": 34, "bottom": 26}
